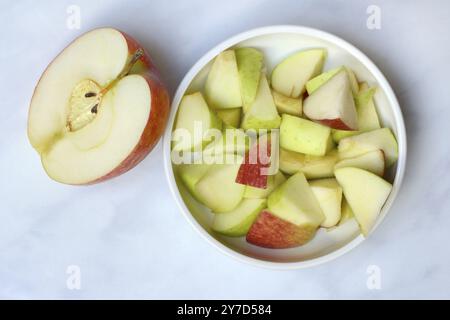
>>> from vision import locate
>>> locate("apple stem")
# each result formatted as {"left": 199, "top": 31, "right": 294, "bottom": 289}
{"left": 100, "top": 48, "right": 144, "bottom": 95}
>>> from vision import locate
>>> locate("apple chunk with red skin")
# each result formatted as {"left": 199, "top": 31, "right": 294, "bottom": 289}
{"left": 28, "top": 28, "right": 170, "bottom": 184}
{"left": 246, "top": 210, "right": 317, "bottom": 249}
{"left": 235, "top": 136, "right": 272, "bottom": 188}
{"left": 247, "top": 172, "right": 324, "bottom": 248}
{"left": 303, "top": 69, "right": 358, "bottom": 130}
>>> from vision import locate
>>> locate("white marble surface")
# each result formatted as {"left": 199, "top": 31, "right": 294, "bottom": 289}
{"left": 1, "top": 0, "right": 449, "bottom": 299}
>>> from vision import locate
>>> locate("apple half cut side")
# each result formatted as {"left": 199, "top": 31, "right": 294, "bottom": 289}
{"left": 28, "top": 28, "right": 170, "bottom": 184}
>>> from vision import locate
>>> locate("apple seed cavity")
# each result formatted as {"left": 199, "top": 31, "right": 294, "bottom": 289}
{"left": 66, "top": 48, "right": 144, "bottom": 132}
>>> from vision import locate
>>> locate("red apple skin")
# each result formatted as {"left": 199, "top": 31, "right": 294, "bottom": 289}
{"left": 90, "top": 31, "right": 170, "bottom": 184}
{"left": 319, "top": 118, "right": 354, "bottom": 130}
{"left": 246, "top": 210, "right": 317, "bottom": 249}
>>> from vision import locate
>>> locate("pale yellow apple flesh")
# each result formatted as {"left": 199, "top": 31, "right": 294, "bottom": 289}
{"left": 335, "top": 167, "right": 392, "bottom": 236}
{"left": 28, "top": 28, "right": 169, "bottom": 184}
{"left": 334, "top": 149, "right": 385, "bottom": 177}
{"left": 309, "top": 178, "right": 342, "bottom": 228}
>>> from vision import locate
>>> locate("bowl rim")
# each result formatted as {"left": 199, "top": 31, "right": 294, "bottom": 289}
{"left": 163, "top": 25, "right": 407, "bottom": 270}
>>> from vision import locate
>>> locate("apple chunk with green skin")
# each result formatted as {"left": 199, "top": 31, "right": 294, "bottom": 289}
{"left": 204, "top": 50, "right": 242, "bottom": 109}
{"left": 271, "top": 49, "right": 326, "bottom": 98}
{"left": 280, "top": 114, "right": 331, "bottom": 156}
{"left": 244, "top": 171, "right": 286, "bottom": 199}
{"left": 216, "top": 108, "right": 241, "bottom": 128}
{"left": 334, "top": 149, "right": 385, "bottom": 177}
{"left": 235, "top": 47, "right": 264, "bottom": 110}
{"left": 304, "top": 69, "right": 358, "bottom": 130}
{"left": 177, "top": 163, "right": 211, "bottom": 201}
{"left": 279, "top": 148, "right": 339, "bottom": 178}
{"left": 338, "top": 128, "right": 398, "bottom": 167}
{"left": 331, "top": 83, "right": 380, "bottom": 142}
{"left": 335, "top": 167, "right": 392, "bottom": 236}
{"left": 272, "top": 90, "right": 302, "bottom": 116}
{"left": 306, "top": 66, "right": 359, "bottom": 95}
{"left": 212, "top": 198, "right": 266, "bottom": 237}
{"left": 309, "top": 178, "right": 343, "bottom": 228}
{"left": 241, "top": 74, "right": 281, "bottom": 130}
{"left": 172, "top": 92, "right": 222, "bottom": 151}
{"left": 268, "top": 172, "right": 324, "bottom": 230}
{"left": 195, "top": 156, "right": 245, "bottom": 212}
{"left": 202, "top": 129, "right": 249, "bottom": 161}
{"left": 246, "top": 210, "right": 318, "bottom": 249}
{"left": 28, "top": 28, "right": 170, "bottom": 184}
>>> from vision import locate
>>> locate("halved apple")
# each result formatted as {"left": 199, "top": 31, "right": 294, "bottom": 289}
{"left": 241, "top": 74, "right": 281, "bottom": 130}
{"left": 195, "top": 156, "right": 245, "bottom": 212}
{"left": 334, "top": 149, "right": 385, "bottom": 176}
{"left": 280, "top": 114, "right": 331, "bottom": 156}
{"left": 28, "top": 28, "right": 170, "bottom": 184}
{"left": 338, "top": 128, "right": 398, "bottom": 167}
{"left": 212, "top": 198, "right": 266, "bottom": 237}
{"left": 303, "top": 69, "right": 358, "bottom": 130}
{"left": 271, "top": 90, "right": 302, "bottom": 116}
{"left": 309, "top": 178, "right": 342, "bottom": 228}
{"left": 246, "top": 210, "right": 317, "bottom": 248}
{"left": 271, "top": 49, "right": 326, "bottom": 98}
{"left": 335, "top": 167, "right": 392, "bottom": 236}
{"left": 204, "top": 50, "right": 242, "bottom": 109}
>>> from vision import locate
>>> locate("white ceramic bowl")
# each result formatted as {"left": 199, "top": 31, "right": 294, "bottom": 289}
{"left": 163, "top": 25, "right": 406, "bottom": 269}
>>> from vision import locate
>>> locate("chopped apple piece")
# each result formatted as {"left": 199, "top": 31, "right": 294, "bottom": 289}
{"left": 338, "top": 198, "right": 354, "bottom": 226}
{"left": 280, "top": 114, "right": 331, "bottom": 156}
{"left": 355, "top": 83, "right": 380, "bottom": 131}
{"left": 335, "top": 167, "right": 392, "bottom": 236}
{"left": 202, "top": 129, "right": 249, "bottom": 162}
{"left": 246, "top": 210, "right": 317, "bottom": 248}
{"left": 331, "top": 129, "right": 358, "bottom": 143}
{"left": 172, "top": 92, "right": 222, "bottom": 151}
{"left": 195, "top": 157, "right": 245, "bottom": 212}
{"left": 334, "top": 149, "right": 385, "bottom": 176}
{"left": 216, "top": 108, "right": 241, "bottom": 128}
{"left": 306, "top": 66, "right": 358, "bottom": 95}
{"left": 271, "top": 49, "right": 326, "bottom": 98}
{"left": 241, "top": 74, "right": 281, "bottom": 130}
{"left": 236, "top": 136, "right": 272, "bottom": 188}
{"left": 331, "top": 83, "right": 380, "bottom": 142}
{"left": 244, "top": 171, "right": 286, "bottom": 199}
{"left": 303, "top": 69, "right": 358, "bottom": 130}
{"left": 279, "top": 148, "right": 338, "bottom": 178}
{"left": 272, "top": 90, "right": 302, "bottom": 116}
{"left": 177, "top": 164, "right": 211, "bottom": 201}
{"left": 268, "top": 172, "right": 324, "bottom": 227}
{"left": 204, "top": 50, "right": 242, "bottom": 109}
{"left": 212, "top": 198, "right": 266, "bottom": 237}
{"left": 309, "top": 178, "right": 342, "bottom": 228}
{"left": 235, "top": 48, "right": 264, "bottom": 109}
{"left": 338, "top": 128, "right": 398, "bottom": 167}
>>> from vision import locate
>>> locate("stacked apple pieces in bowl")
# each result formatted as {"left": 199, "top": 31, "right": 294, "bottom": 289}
{"left": 171, "top": 47, "right": 398, "bottom": 249}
